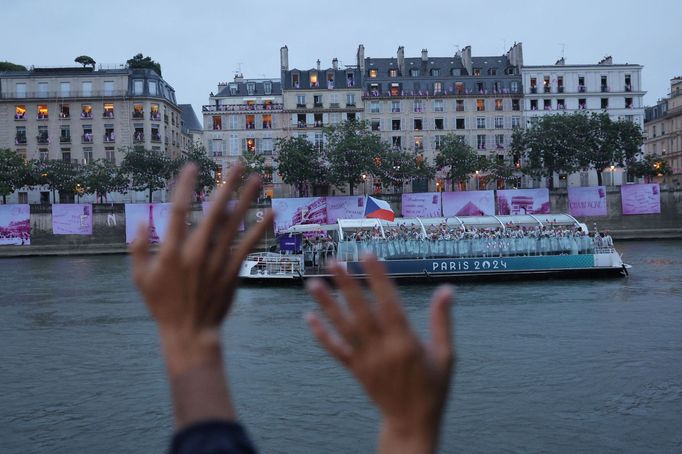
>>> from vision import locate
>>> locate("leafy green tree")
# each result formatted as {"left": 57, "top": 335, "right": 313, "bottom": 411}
{"left": 629, "top": 154, "right": 672, "bottom": 182}
{"left": 32, "top": 159, "right": 84, "bottom": 203}
{"left": 323, "top": 120, "right": 382, "bottom": 195}
{"left": 126, "top": 53, "right": 162, "bottom": 76}
{"left": 435, "top": 134, "right": 482, "bottom": 191}
{"left": 120, "top": 147, "right": 172, "bottom": 202}
{"left": 275, "top": 136, "right": 326, "bottom": 196}
{"left": 74, "top": 55, "right": 96, "bottom": 68}
{"left": 0, "top": 61, "right": 27, "bottom": 71}
{"left": 0, "top": 149, "right": 31, "bottom": 203}
{"left": 82, "top": 159, "right": 128, "bottom": 203}
{"left": 374, "top": 146, "right": 434, "bottom": 192}
{"left": 174, "top": 141, "right": 219, "bottom": 196}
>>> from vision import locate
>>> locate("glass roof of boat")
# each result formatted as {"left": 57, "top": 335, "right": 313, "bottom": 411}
{"left": 336, "top": 214, "right": 580, "bottom": 231}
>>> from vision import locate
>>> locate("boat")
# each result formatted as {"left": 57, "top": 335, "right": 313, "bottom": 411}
{"left": 239, "top": 214, "right": 630, "bottom": 283}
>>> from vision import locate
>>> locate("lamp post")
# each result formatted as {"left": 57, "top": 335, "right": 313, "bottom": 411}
{"left": 362, "top": 174, "right": 367, "bottom": 195}
{"left": 475, "top": 170, "right": 479, "bottom": 190}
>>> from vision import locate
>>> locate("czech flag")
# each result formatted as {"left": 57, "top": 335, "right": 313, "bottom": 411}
{"left": 364, "top": 196, "right": 395, "bottom": 222}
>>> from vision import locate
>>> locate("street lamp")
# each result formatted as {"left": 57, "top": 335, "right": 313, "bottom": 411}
{"left": 475, "top": 170, "right": 480, "bottom": 190}
{"left": 362, "top": 174, "right": 367, "bottom": 195}
{"left": 610, "top": 165, "right": 615, "bottom": 186}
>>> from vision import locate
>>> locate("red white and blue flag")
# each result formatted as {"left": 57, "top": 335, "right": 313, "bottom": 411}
{"left": 364, "top": 196, "right": 395, "bottom": 222}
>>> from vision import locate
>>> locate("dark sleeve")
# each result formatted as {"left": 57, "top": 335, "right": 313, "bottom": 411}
{"left": 170, "top": 420, "right": 257, "bottom": 454}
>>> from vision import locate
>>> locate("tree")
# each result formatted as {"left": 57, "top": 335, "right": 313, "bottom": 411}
{"left": 174, "top": 141, "right": 219, "bottom": 197}
{"left": 82, "top": 159, "right": 128, "bottom": 203}
{"left": 323, "top": 120, "right": 382, "bottom": 195}
{"left": 126, "top": 53, "right": 162, "bottom": 76}
{"left": 374, "top": 146, "right": 434, "bottom": 192}
{"left": 120, "top": 147, "right": 172, "bottom": 202}
{"left": 629, "top": 154, "right": 672, "bottom": 182}
{"left": 74, "top": 55, "right": 96, "bottom": 68}
{"left": 32, "top": 159, "right": 84, "bottom": 203}
{"left": 275, "top": 137, "right": 326, "bottom": 196}
{"left": 0, "top": 61, "right": 27, "bottom": 71}
{"left": 0, "top": 149, "right": 31, "bottom": 203}
{"left": 435, "top": 134, "right": 482, "bottom": 191}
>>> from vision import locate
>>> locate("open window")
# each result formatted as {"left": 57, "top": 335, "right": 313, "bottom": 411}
{"left": 152, "top": 126, "right": 161, "bottom": 142}
{"left": 38, "top": 105, "right": 49, "bottom": 120}
{"left": 263, "top": 114, "right": 272, "bottom": 128}
{"left": 15, "top": 105, "right": 26, "bottom": 120}
{"left": 81, "top": 104, "right": 93, "bottom": 119}
{"left": 292, "top": 73, "right": 300, "bottom": 88}
{"left": 310, "top": 71, "right": 319, "bottom": 88}
{"left": 133, "top": 104, "right": 144, "bottom": 119}
{"left": 134, "top": 125, "right": 144, "bottom": 143}
{"left": 246, "top": 138, "right": 256, "bottom": 153}
{"left": 246, "top": 115, "right": 255, "bottom": 129}
{"left": 151, "top": 104, "right": 160, "bottom": 121}
{"left": 103, "top": 103, "right": 114, "bottom": 118}
{"left": 59, "top": 104, "right": 70, "bottom": 119}
{"left": 212, "top": 116, "right": 222, "bottom": 130}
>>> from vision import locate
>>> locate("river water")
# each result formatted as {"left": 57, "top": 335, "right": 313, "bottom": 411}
{"left": 1, "top": 241, "right": 681, "bottom": 453}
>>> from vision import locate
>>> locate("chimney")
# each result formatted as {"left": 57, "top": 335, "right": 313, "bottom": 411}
{"left": 421, "top": 48, "right": 428, "bottom": 62}
{"left": 505, "top": 42, "right": 523, "bottom": 68}
{"left": 397, "top": 46, "right": 405, "bottom": 76}
{"left": 598, "top": 55, "right": 613, "bottom": 65}
{"left": 332, "top": 58, "right": 338, "bottom": 70}
{"left": 357, "top": 44, "right": 365, "bottom": 73}
{"left": 233, "top": 74, "right": 243, "bottom": 83}
{"left": 555, "top": 57, "right": 565, "bottom": 66}
{"left": 280, "top": 45, "right": 289, "bottom": 71}
{"left": 460, "top": 45, "right": 472, "bottom": 76}
{"left": 316, "top": 59, "right": 320, "bottom": 71}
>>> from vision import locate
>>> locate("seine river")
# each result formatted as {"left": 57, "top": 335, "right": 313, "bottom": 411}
{"left": 1, "top": 240, "right": 681, "bottom": 453}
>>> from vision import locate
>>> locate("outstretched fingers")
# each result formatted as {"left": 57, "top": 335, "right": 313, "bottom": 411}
{"left": 306, "top": 312, "right": 352, "bottom": 365}
{"left": 361, "top": 254, "right": 408, "bottom": 332}
{"left": 163, "top": 164, "right": 197, "bottom": 256}
{"left": 428, "top": 285, "right": 455, "bottom": 369}
{"left": 328, "top": 261, "right": 376, "bottom": 332}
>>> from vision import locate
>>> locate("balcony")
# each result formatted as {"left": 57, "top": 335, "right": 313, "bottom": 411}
{"left": 246, "top": 123, "right": 255, "bottom": 129}
{"left": 14, "top": 114, "right": 26, "bottom": 120}
{"left": 600, "top": 85, "right": 609, "bottom": 93}
{"left": 59, "top": 135, "right": 71, "bottom": 143}
{"left": 151, "top": 112, "right": 161, "bottom": 121}
{"left": 578, "top": 85, "right": 586, "bottom": 93}
{"left": 557, "top": 86, "right": 564, "bottom": 93}
{"left": 0, "top": 89, "right": 129, "bottom": 100}
{"left": 543, "top": 86, "right": 551, "bottom": 93}
{"left": 103, "top": 111, "right": 115, "bottom": 119}
{"left": 133, "top": 133, "right": 144, "bottom": 143}
{"left": 80, "top": 112, "right": 93, "bottom": 119}
{"left": 296, "top": 122, "right": 307, "bottom": 128}
{"left": 313, "top": 102, "right": 323, "bottom": 108}
{"left": 530, "top": 87, "right": 537, "bottom": 94}
{"left": 132, "top": 111, "right": 144, "bottom": 119}
{"left": 313, "top": 121, "right": 324, "bottom": 128}
{"left": 296, "top": 103, "right": 307, "bottom": 108}
{"left": 330, "top": 103, "right": 340, "bottom": 108}
{"left": 37, "top": 135, "right": 49, "bottom": 144}
{"left": 37, "top": 114, "right": 49, "bottom": 120}
{"left": 625, "top": 84, "right": 632, "bottom": 92}
{"left": 201, "top": 103, "right": 284, "bottom": 113}
{"left": 82, "top": 134, "right": 93, "bottom": 143}
{"left": 262, "top": 122, "right": 272, "bottom": 129}
{"left": 104, "top": 134, "right": 115, "bottom": 143}
{"left": 15, "top": 135, "right": 27, "bottom": 145}
{"left": 346, "top": 102, "right": 356, "bottom": 107}
{"left": 151, "top": 134, "right": 161, "bottom": 142}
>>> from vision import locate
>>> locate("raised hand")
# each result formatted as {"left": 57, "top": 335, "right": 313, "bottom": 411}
{"left": 131, "top": 163, "right": 273, "bottom": 428}
{"left": 306, "top": 255, "right": 455, "bottom": 454}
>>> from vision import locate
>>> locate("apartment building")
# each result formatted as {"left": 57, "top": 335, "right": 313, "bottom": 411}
{"left": 522, "top": 56, "right": 645, "bottom": 187}
{"left": 645, "top": 77, "right": 682, "bottom": 176}
{"left": 202, "top": 75, "right": 285, "bottom": 197}
{"left": 280, "top": 46, "right": 364, "bottom": 151}
{"left": 360, "top": 43, "right": 524, "bottom": 191}
{"left": 0, "top": 65, "right": 183, "bottom": 203}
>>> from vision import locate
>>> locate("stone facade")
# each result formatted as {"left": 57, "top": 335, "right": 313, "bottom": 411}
{"left": 644, "top": 77, "right": 682, "bottom": 177}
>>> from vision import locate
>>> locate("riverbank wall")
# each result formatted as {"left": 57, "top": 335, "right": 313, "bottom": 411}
{"left": 1, "top": 188, "right": 680, "bottom": 258}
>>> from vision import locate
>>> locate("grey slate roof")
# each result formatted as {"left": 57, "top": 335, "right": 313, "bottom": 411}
{"left": 214, "top": 79, "right": 282, "bottom": 98}
{"left": 179, "top": 104, "right": 202, "bottom": 133}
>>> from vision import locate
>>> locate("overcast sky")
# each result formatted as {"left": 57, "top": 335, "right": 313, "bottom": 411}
{"left": 4, "top": 0, "right": 680, "bottom": 117}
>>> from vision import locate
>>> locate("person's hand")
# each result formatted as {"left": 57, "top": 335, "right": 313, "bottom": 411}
{"left": 131, "top": 163, "right": 273, "bottom": 377}
{"left": 305, "top": 256, "right": 455, "bottom": 453}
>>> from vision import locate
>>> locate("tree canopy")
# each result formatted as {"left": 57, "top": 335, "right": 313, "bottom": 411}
{"left": 126, "top": 53, "right": 162, "bottom": 76}
{"left": 0, "top": 149, "right": 32, "bottom": 203}
{"left": 435, "top": 134, "right": 485, "bottom": 190}
{"left": 275, "top": 136, "right": 326, "bottom": 196}
{"left": 174, "top": 141, "right": 219, "bottom": 196}
{"left": 74, "top": 55, "right": 96, "bottom": 68}
{"left": 0, "top": 61, "right": 27, "bottom": 71}
{"left": 323, "top": 120, "right": 383, "bottom": 195}
{"left": 82, "top": 159, "right": 128, "bottom": 203}
{"left": 120, "top": 147, "right": 172, "bottom": 202}
{"left": 374, "top": 147, "right": 434, "bottom": 192}
{"left": 32, "top": 159, "right": 83, "bottom": 203}
{"left": 629, "top": 154, "right": 672, "bottom": 182}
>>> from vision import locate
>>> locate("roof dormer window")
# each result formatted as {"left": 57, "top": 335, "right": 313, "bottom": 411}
{"left": 264, "top": 81, "right": 272, "bottom": 95}
{"left": 228, "top": 83, "right": 237, "bottom": 95}
{"left": 246, "top": 82, "right": 255, "bottom": 95}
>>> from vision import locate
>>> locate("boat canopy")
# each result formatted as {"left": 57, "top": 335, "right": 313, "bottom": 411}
{"left": 334, "top": 214, "right": 584, "bottom": 239}
{"left": 281, "top": 223, "right": 338, "bottom": 234}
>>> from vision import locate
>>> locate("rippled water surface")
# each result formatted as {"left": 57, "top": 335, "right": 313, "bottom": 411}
{"left": 1, "top": 241, "right": 681, "bottom": 453}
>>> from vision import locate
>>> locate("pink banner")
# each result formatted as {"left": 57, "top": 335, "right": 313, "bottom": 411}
{"left": 272, "top": 197, "right": 327, "bottom": 233}
{"left": 401, "top": 193, "right": 442, "bottom": 217}
{"left": 567, "top": 186, "right": 607, "bottom": 217}
{"left": 0, "top": 204, "right": 31, "bottom": 245}
{"left": 201, "top": 201, "right": 244, "bottom": 231}
{"left": 621, "top": 183, "right": 661, "bottom": 215}
{"left": 52, "top": 204, "right": 93, "bottom": 235}
{"left": 327, "top": 196, "right": 366, "bottom": 224}
{"left": 442, "top": 191, "right": 495, "bottom": 216}
{"left": 497, "top": 189, "right": 550, "bottom": 215}
{"left": 125, "top": 203, "right": 172, "bottom": 244}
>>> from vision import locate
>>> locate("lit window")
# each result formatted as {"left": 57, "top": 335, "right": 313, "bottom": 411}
{"left": 212, "top": 116, "right": 222, "bottom": 130}
{"left": 37, "top": 105, "right": 49, "bottom": 120}
{"left": 410, "top": 68, "right": 420, "bottom": 77}
{"left": 150, "top": 104, "right": 160, "bottom": 121}
{"left": 476, "top": 99, "right": 485, "bottom": 111}
{"left": 81, "top": 104, "right": 93, "bottom": 119}
{"left": 15, "top": 105, "right": 26, "bottom": 120}
{"left": 103, "top": 103, "right": 114, "bottom": 118}
{"left": 495, "top": 99, "right": 503, "bottom": 111}
{"left": 389, "top": 69, "right": 398, "bottom": 77}
{"left": 246, "top": 138, "right": 256, "bottom": 152}
{"left": 133, "top": 104, "right": 144, "bottom": 119}
{"left": 369, "top": 69, "right": 378, "bottom": 78}
{"left": 310, "top": 72, "right": 318, "bottom": 88}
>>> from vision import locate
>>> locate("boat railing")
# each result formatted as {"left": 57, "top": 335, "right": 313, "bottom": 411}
{"left": 246, "top": 253, "right": 304, "bottom": 275}
{"left": 336, "top": 237, "right": 596, "bottom": 261}
{"left": 594, "top": 246, "right": 616, "bottom": 254}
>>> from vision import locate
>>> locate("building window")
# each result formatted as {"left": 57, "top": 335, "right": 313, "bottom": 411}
{"left": 103, "top": 103, "right": 114, "bottom": 118}
{"left": 391, "top": 101, "right": 401, "bottom": 113}
{"left": 511, "top": 81, "right": 519, "bottom": 93}
{"left": 371, "top": 119, "right": 380, "bottom": 131}
{"left": 511, "top": 117, "right": 521, "bottom": 128}
{"left": 435, "top": 118, "right": 444, "bottom": 130}
{"left": 297, "top": 95, "right": 306, "bottom": 108}
{"left": 578, "top": 98, "right": 586, "bottom": 110}
{"left": 488, "top": 68, "right": 497, "bottom": 76}
{"left": 330, "top": 112, "right": 341, "bottom": 125}
{"left": 543, "top": 76, "right": 550, "bottom": 93}
{"left": 476, "top": 117, "right": 486, "bottom": 129}
{"left": 512, "top": 99, "right": 520, "bottom": 111}
{"left": 133, "top": 124, "right": 144, "bottom": 142}
{"left": 314, "top": 95, "right": 323, "bottom": 107}
{"left": 543, "top": 99, "right": 552, "bottom": 110}
{"left": 434, "top": 135, "right": 444, "bottom": 150}
{"left": 456, "top": 118, "right": 465, "bottom": 130}
{"left": 148, "top": 80, "right": 157, "bottom": 96}
{"left": 454, "top": 82, "right": 465, "bottom": 94}
{"left": 414, "top": 100, "right": 423, "bottom": 113}
{"left": 495, "top": 99, "right": 503, "bottom": 111}
{"left": 15, "top": 126, "right": 27, "bottom": 145}
{"left": 292, "top": 73, "right": 300, "bottom": 88}
{"left": 310, "top": 71, "right": 319, "bottom": 88}
{"left": 370, "top": 101, "right": 380, "bottom": 113}
{"left": 346, "top": 93, "right": 355, "bottom": 107}
{"left": 530, "top": 100, "right": 538, "bottom": 110}
{"left": 601, "top": 98, "right": 608, "bottom": 109}
{"left": 37, "top": 105, "right": 49, "bottom": 120}
{"left": 297, "top": 113, "right": 306, "bottom": 127}
{"left": 392, "top": 119, "right": 401, "bottom": 131}
{"left": 82, "top": 125, "right": 93, "bottom": 143}
{"left": 314, "top": 113, "right": 323, "bottom": 127}
{"left": 133, "top": 104, "right": 144, "bottom": 119}
{"left": 392, "top": 136, "right": 402, "bottom": 149}
{"left": 601, "top": 76, "right": 608, "bottom": 92}
{"left": 414, "top": 119, "right": 423, "bottom": 131}
{"left": 212, "top": 116, "right": 222, "bottom": 130}
{"left": 557, "top": 76, "right": 564, "bottom": 93}
{"left": 495, "top": 134, "right": 505, "bottom": 149}
{"left": 409, "top": 68, "right": 420, "bottom": 77}
{"left": 15, "top": 105, "right": 26, "bottom": 120}
{"left": 625, "top": 75, "right": 632, "bottom": 92}
{"left": 150, "top": 104, "right": 160, "bottom": 121}
{"left": 530, "top": 78, "right": 537, "bottom": 93}
{"left": 104, "top": 81, "right": 114, "bottom": 96}
{"left": 414, "top": 136, "right": 423, "bottom": 150}
{"left": 476, "top": 82, "right": 484, "bottom": 93}
{"left": 263, "top": 114, "right": 272, "bottom": 129}
{"left": 228, "top": 115, "right": 238, "bottom": 129}
{"left": 456, "top": 100, "right": 464, "bottom": 112}
{"left": 133, "top": 79, "right": 144, "bottom": 95}
{"left": 434, "top": 99, "right": 444, "bottom": 112}
{"left": 60, "top": 82, "right": 71, "bottom": 97}
{"left": 105, "top": 147, "right": 116, "bottom": 163}
{"left": 15, "top": 83, "right": 26, "bottom": 98}
{"left": 477, "top": 134, "right": 486, "bottom": 150}
{"left": 36, "top": 125, "right": 49, "bottom": 144}
{"left": 476, "top": 99, "right": 485, "bottom": 111}
{"left": 264, "top": 81, "right": 272, "bottom": 95}
{"left": 389, "top": 68, "right": 398, "bottom": 77}
{"left": 431, "top": 68, "right": 440, "bottom": 77}
{"left": 38, "top": 82, "right": 49, "bottom": 97}
{"left": 433, "top": 82, "right": 443, "bottom": 94}
{"left": 557, "top": 99, "right": 565, "bottom": 110}
{"left": 473, "top": 68, "right": 481, "bottom": 76}
{"left": 83, "top": 148, "right": 93, "bottom": 164}
{"left": 625, "top": 97, "right": 633, "bottom": 109}
{"left": 389, "top": 83, "right": 400, "bottom": 96}
{"left": 369, "top": 68, "right": 378, "bottom": 78}
{"left": 246, "top": 82, "right": 255, "bottom": 95}
{"left": 62, "top": 150, "right": 71, "bottom": 163}
{"left": 60, "top": 125, "right": 71, "bottom": 143}
{"left": 246, "top": 115, "right": 255, "bottom": 129}
{"left": 39, "top": 148, "right": 49, "bottom": 161}
{"left": 494, "top": 117, "right": 503, "bottom": 129}
{"left": 578, "top": 76, "right": 585, "bottom": 92}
